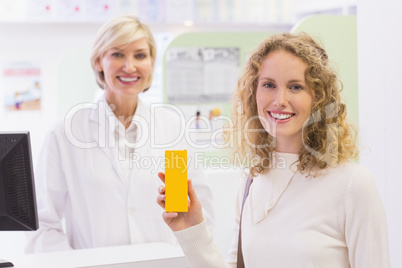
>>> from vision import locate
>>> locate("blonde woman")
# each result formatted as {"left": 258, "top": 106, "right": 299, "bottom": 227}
{"left": 26, "top": 15, "right": 214, "bottom": 252}
{"left": 157, "top": 33, "right": 390, "bottom": 267}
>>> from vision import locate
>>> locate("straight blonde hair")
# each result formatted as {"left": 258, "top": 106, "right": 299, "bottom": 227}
{"left": 90, "top": 15, "right": 157, "bottom": 91}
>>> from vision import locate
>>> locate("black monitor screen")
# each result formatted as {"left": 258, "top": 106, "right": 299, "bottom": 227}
{"left": 0, "top": 131, "right": 38, "bottom": 231}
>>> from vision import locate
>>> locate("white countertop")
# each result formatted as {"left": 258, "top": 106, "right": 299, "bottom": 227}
{"left": 2, "top": 242, "right": 189, "bottom": 268}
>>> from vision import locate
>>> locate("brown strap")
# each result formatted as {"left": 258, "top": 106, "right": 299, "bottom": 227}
{"left": 237, "top": 175, "right": 253, "bottom": 268}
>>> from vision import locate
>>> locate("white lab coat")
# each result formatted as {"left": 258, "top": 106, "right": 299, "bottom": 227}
{"left": 26, "top": 94, "right": 215, "bottom": 253}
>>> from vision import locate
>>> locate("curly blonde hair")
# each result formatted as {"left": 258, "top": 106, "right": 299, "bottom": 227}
{"left": 225, "top": 32, "right": 358, "bottom": 176}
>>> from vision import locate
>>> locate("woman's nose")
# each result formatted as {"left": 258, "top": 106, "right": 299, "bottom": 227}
{"left": 123, "top": 58, "right": 137, "bottom": 73}
{"left": 273, "top": 88, "right": 288, "bottom": 107}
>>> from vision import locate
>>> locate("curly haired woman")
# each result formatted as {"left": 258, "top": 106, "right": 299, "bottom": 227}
{"left": 157, "top": 32, "right": 390, "bottom": 267}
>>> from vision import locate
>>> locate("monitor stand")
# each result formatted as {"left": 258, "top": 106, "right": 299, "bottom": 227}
{"left": 0, "top": 260, "right": 13, "bottom": 267}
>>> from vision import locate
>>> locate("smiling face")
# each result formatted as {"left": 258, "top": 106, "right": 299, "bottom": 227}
{"left": 96, "top": 37, "right": 153, "bottom": 103}
{"left": 256, "top": 50, "right": 314, "bottom": 153}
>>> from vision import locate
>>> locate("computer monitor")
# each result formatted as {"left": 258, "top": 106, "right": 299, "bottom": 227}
{"left": 0, "top": 131, "right": 38, "bottom": 267}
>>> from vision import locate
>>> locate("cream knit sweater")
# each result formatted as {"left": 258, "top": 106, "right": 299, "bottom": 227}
{"left": 175, "top": 152, "right": 390, "bottom": 268}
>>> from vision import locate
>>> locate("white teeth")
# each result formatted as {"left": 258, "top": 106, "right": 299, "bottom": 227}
{"left": 270, "top": 112, "right": 293, "bottom": 120}
{"left": 119, "top": 77, "right": 139, "bottom": 82}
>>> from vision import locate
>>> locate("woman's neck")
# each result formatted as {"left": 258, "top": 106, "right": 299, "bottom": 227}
{"left": 274, "top": 136, "right": 302, "bottom": 154}
{"left": 105, "top": 93, "right": 138, "bottom": 129}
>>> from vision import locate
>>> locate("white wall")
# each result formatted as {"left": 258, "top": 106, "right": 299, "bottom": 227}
{"left": 357, "top": 0, "right": 402, "bottom": 266}
{"left": 0, "top": 23, "right": 101, "bottom": 162}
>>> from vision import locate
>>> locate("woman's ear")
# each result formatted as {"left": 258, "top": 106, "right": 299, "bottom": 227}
{"left": 95, "top": 59, "right": 103, "bottom": 72}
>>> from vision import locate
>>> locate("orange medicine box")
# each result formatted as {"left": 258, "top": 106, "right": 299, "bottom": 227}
{"left": 165, "top": 150, "right": 188, "bottom": 212}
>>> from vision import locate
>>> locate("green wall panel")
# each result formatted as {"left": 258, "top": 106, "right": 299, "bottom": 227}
{"left": 291, "top": 15, "right": 358, "bottom": 126}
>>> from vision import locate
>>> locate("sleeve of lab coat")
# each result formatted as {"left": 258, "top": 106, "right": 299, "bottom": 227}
{"left": 25, "top": 127, "right": 73, "bottom": 253}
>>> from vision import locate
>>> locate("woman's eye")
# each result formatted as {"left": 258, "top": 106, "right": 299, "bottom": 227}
{"left": 111, "top": 52, "right": 123, "bottom": 57}
{"left": 290, "top": 85, "right": 303, "bottom": 90}
{"left": 263, "top": 83, "right": 275, "bottom": 89}
{"left": 135, "top": 53, "right": 147, "bottom": 59}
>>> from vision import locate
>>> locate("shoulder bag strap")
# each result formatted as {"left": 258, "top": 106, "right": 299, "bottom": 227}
{"left": 237, "top": 175, "right": 253, "bottom": 268}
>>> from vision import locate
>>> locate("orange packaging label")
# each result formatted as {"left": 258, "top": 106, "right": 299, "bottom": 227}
{"left": 165, "top": 150, "right": 188, "bottom": 212}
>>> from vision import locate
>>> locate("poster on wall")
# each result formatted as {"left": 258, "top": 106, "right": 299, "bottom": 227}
{"left": 166, "top": 47, "right": 240, "bottom": 103}
{"left": 2, "top": 62, "right": 42, "bottom": 112}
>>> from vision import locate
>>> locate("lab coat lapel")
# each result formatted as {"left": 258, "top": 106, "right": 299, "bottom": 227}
{"left": 88, "top": 99, "right": 128, "bottom": 187}
{"left": 127, "top": 98, "right": 158, "bottom": 185}
{"left": 128, "top": 141, "right": 152, "bottom": 180}
{"left": 129, "top": 97, "right": 149, "bottom": 175}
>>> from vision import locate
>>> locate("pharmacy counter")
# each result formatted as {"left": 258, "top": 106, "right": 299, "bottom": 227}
{"left": 2, "top": 242, "right": 189, "bottom": 268}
